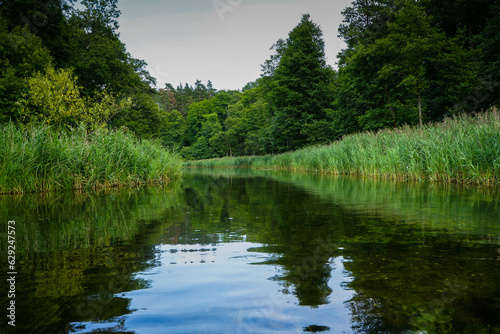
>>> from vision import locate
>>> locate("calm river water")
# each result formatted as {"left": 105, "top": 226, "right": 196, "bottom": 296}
{"left": 1, "top": 168, "right": 499, "bottom": 333}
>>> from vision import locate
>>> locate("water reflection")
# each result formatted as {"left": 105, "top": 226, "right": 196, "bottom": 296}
{"left": 0, "top": 169, "right": 499, "bottom": 333}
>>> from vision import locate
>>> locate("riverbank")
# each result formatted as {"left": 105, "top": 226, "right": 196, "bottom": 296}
{"left": 0, "top": 122, "right": 183, "bottom": 194}
{"left": 185, "top": 109, "right": 500, "bottom": 186}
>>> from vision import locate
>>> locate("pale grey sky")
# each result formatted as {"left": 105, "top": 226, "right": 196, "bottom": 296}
{"left": 117, "top": 0, "right": 352, "bottom": 90}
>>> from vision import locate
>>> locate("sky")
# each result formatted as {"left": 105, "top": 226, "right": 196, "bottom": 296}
{"left": 116, "top": 0, "right": 353, "bottom": 91}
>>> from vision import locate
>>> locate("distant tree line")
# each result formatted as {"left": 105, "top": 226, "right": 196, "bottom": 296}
{"left": 1, "top": 0, "right": 499, "bottom": 160}
{"left": 167, "top": 0, "right": 500, "bottom": 160}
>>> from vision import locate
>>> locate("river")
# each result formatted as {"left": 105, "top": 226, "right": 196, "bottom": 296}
{"left": 1, "top": 168, "right": 499, "bottom": 333}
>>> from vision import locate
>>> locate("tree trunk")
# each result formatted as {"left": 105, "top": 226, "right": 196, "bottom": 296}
{"left": 418, "top": 93, "right": 423, "bottom": 128}
{"left": 384, "top": 84, "right": 396, "bottom": 126}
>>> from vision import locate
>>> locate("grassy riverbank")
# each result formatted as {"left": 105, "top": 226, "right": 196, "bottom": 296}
{"left": 185, "top": 109, "right": 500, "bottom": 186}
{"left": 0, "top": 122, "right": 183, "bottom": 194}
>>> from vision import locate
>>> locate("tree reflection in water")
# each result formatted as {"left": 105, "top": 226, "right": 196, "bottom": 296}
{"left": 1, "top": 169, "right": 499, "bottom": 333}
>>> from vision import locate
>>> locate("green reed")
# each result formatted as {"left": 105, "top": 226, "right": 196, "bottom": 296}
{"left": 0, "top": 122, "right": 183, "bottom": 193}
{"left": 185, "top": 109, "right": 500, "bottom": 186}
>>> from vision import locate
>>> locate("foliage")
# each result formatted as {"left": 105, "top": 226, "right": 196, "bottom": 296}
{"left": 19, "top": 66, "right": 130, "bottom": 129}
{"left": 0, "top": 0, "right": 159, "bottom": 141}
{"left": 161, "top": 109, "right": 186, "bottom": 149}
{"left": 0, "top": 17, "right": 52, "bottom": 122}
{"left": 335, "top": 0, "right": 481, "bottom": 133}
{"left": 184, "top": 99, "right": 214, "bottom": 146}
{"left": 338, "top": 0, "right": 398, "bottom": 56}
{"left": 67, "top": 0, "right": 154, "bottom": 96}
{"left": 264, "top": 14, "right": 335, "bottom": 151}
{"left": 185, "top": 109, "right": 500, "bottom": 186}
{"left": 109, "top": 92, "right": 167, "bottom": 139}
{"left": 475, "top": 4, "right": 500, "bottom": 107}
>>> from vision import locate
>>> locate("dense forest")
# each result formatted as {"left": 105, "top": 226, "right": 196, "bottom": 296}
{"left": 0, "top": 0, "right": 185, "bottom": 193}
{"left": 1, "top": 0, "right": 500, "bottom": 161}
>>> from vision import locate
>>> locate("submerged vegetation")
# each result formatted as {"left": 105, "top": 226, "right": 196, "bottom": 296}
{"left": 185, "top": 109, "right": 500, "bottom": 186}
{"left": 0, "top": 122, "right": 183, "bottom": 194}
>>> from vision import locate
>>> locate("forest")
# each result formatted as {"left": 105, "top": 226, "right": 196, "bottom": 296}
{"left": 1, "top": 0, "right": 499, "bottom": 162}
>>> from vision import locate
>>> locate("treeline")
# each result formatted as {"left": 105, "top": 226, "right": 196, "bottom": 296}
{"left": 156, "top": 0, "right": 500, "bottom": 160}
{"left": 185, "top": 110, "right": 500, "bottom": 186}
{"left": 1, "top": 0, "right": 499, "bottom": 162}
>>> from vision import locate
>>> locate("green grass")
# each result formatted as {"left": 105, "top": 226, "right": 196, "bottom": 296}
{"left": 185, "top": 109, "right": 500, "bottom": 186}
{"left": 0, "top": 122, "right": 183, "bottom": 193}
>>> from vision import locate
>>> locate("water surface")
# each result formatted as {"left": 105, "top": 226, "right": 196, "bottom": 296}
{"left": 1, "top": 168, "right": 499, "bottom": 333}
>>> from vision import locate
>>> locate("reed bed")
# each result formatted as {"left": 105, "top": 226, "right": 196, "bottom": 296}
{"left": 185, "top": 109, "right": 500, "bottom": 186}
{"left": 0, "top": 122, "right": 183, "bottom": 194}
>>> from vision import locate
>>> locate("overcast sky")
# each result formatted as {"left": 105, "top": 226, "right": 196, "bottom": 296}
{"left": 116, "top": 0, "right": 352, "bottom": 91}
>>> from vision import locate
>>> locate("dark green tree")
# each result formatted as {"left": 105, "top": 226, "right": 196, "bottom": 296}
{"left": 475, "top": 5, "right": 500, "bottom": 107}
{"left": 335, "top": 0, "right": 481, "bottom": 133}
{"left": 109, "top": 93, "right": 167, "bottom": 139}
{"left": 0, "top": 16, "right": 52, "bottom": 122}
{"left": 67, "top": 0, "right": 153, "bottom": 96}
{"left": 207, "top": 80, "right": 216, "bottom": 98}
{"left": 160, "top": 109, "right": 186, "bottom": 149}
{"left": 194, "top": 79, "right": 207, "bottom": 102}
{"left": 373, "top": 2, "right": 480, "bottom": 126}
{"left": 191, "top": 136, "right": 210, "bottom": 160}
{"left": 337, "top": 0, "right": 401, "bottom": 65}
{"left": 265, "top": 14, "right": 334, "bottom": 151}
{"left": 0, "top": 0, "right": 74, "bottom": 68}
{"left": 184, "top": 99, "right": 213, "bottom": 146}
{"left": 338, "top": 0, "right": 398, "bottom": 47}
{"left": 421, "top": 0, "right": 497, "bottom": 43}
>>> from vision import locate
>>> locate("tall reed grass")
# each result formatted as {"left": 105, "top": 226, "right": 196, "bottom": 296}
{"left": 0, "top": 122, "right": 183, "bottom": 193}
{"left": 185, "top": 109, "right": 500, "bottom": 186}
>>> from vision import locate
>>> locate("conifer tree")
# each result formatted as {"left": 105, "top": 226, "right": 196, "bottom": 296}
{"left": 266, "top": 14, "right": 334, "bottom": 151}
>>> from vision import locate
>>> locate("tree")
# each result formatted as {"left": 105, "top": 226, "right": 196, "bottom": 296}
{"left": 155, "top": 86, "right": 177, "bottom": 113}
{"left": 0, "top": 0, "right": 74, "bottom": 68}
{"left": 67, "top": 0, "right": 154, "bottom": 96}
{"left": 374, "top": 2, "right": 474, "bottom": 127}
{"left": 201, "top": 113, "right": 224, "bottom": 157}
{"left": 194, "top": 79, "right": 207, "bottom": 102}
{"left": 264, "top": 14, "right": 334, "bottom": 151}
{"left": 210, "top": 90, "right": 241, "bottom": 124}
{"left": 338, "top": 0, "right": 398, "bottom": 47}
{"left": 334, "top": 0, "right": 481, "bottom": 134}
{"left": 207, "top": 80, "right": 216, "bottom": 97}
{"left": 109, "top": 93, "right": 166, "bottom": 138}
{"left": 160, "top": 109, "right": 186, "bottom": 148}
{"left": 191, "top": 136, "right": 210, "bottom": 160}
{"left": 475, "top": 5, "right": 500, "bottom": 107}
{"left": 0, "top": 17, "right": 52, "bottom": 122}
{"left": 421, "top": 0, "right": 497, "bottom": 43}
{"left": 76, "top": 0, "right": 121, "bottom": 33}
{"left": 243, "top": 99, "right": 271, "bottom": 155}
{"left": 184, "top": 99, "right": 213, "bottom": 146}
{"left": 20, "top": 66, "right": 85, "bottom": 127}
{"left": 337, "top": 0, "right": 401, "bottom": 66}
{"left": 20, "top": 66, "right": 128, "bottom": 129}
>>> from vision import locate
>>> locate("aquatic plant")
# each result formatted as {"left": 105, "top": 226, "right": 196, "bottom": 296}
{"left": 0, "top": 122, "right": 183, "bottom": 193}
